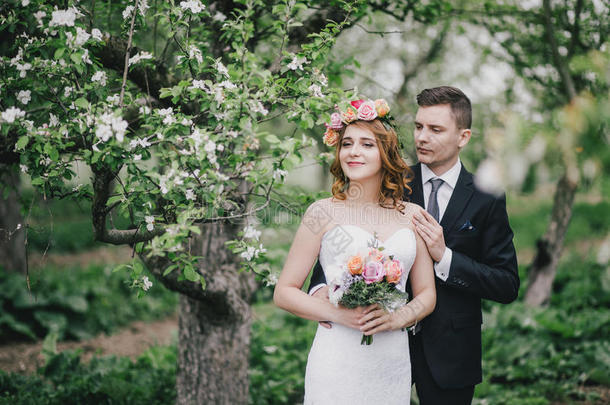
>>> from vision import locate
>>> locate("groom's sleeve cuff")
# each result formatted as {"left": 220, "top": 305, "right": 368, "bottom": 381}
{"left": 434, "top": 248, "right": 452, "bottom": 281}
{"left": 309, "top": 283, "right": 326, "bottom": 296}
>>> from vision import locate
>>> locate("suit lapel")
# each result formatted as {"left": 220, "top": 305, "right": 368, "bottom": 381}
{"left": 408, "top": 163, "right": 425, "bottom": 208}
{"left": 440, "top": 165, "right": 474, "bottom": 233}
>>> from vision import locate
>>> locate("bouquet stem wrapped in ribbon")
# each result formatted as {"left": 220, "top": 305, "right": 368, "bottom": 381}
{"left": 328, "top": 233, "right": 408, "bottom": 345}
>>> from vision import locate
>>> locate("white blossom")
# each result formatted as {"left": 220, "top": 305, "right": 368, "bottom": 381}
{"left": 216, "top": 60, "right": 229, "bottom": 77}
{"left": 145, "top": 216, "right": 155, "bottom": 231}
{"left": 96, "top": 112, "right": 128, "bottom": 142}
{"left": 49, "top": 113, "right": 59, "bottom": 127}
{"left": 22, "top": 0, "right": 30, "bottom": 6}
{"left": 243, "top": 225, "right": 261, "bottom": 240}
{"left": 142, "top": 276, "right": 153, "bottom": 291}
{"left": 185, "top": 189, "right": 196, "bottom": 201}
{"left": 106, "top": 94, "right": 120, "bottom": 105}
{"left": 16, "top": 90, "right": 31, "bottom": 105}
{"left": 134, "top": 154, "right": 142, "bottom": 161}
{"left": 287, "top": 55, "right": 307, "bottom": 71}
{"left": 308, "top": 83, "right": 324, "bottom": 98}
{"left": 273, "top": 168, "right": 288, "bottom": 182}
{"left": 191, "top": 79, "right": 209, "bottom": 91}
{"left": 128, "top": 51, "right": 153, "bottom": 66}
{"left": 91, "top": 70, "right": 107, "bottom": 86}
{"left": 213, "top": 87, "right": 225, "bottom": 103}
{"left": 213, "top": 12, "right": 226, "bottom": 21}
{"left": 20, "top": 164, "right": 28, "bottom": 173}
{"left": 219, "top": 80, "right": 236, "bottom": 89}
{"left": 188, "top": 45, "right": 203, "bottom": 64}
{"left": 474, "top": 159, "right": 505, "bottom": 196}
{"left": 33, "top": 11, "right": 46, "bottom": 27}
{"left": 64, "top": 86, "right": 73, "bottom": 97}
{"left": 75, "top": 27, "right": 90, "bottom": 46}
{"left": 204, "top": 140, "right": 216, "bottom": 153}
{"left": 251, "top": 100, "right": 268, "bottom": 116}
{"left": 50, "top": 9, "right": 77, "bottom": 27}
{"left": 240, "top": 244, "right": 266, "bottom": 261}
{"left": 264, "top": 273, "right": 279, "bottom": 287}
{"left": 81, "top": 49, "right": 92, "bottom": 64}
{"left": 122, "top": 5, "right": 135, "bottom": 20}
{"left": 1, "top": 107, "right": 26, "bottom": 123}
{"left": 91, "top": 28, "right": 103, "bottom": 41}
{"left": 16, "top": 63, "right": 32, "bottom": 78}
{"left": 180, "top": 0, "right": 205, "bottom": 14}
{"left": 139, "top": 105, "right": 151, "bottom": 115}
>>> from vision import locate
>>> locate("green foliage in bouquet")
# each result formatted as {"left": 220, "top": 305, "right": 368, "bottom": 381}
{"left": 339, "top": 280, "right": 408, "bottom": 309}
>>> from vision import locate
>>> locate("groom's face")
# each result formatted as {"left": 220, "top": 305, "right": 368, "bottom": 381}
{"left": 413, "top": 104, "right": 471, "bottom": 175}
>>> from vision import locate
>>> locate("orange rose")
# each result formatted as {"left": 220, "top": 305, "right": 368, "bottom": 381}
{"left": 323, "top": 128, "right": 339, "bottom": 147}
{"left": 341, "top": 106, "right": 357, "bottom": 124}
{"left": 347, "top": 254, "right": 364, "bottom": 275}
{"left": 384, "top": 259, "right": 403, "bottom": 284}
{"left": 374, "top": 99, "right": 390, "bottom": 117}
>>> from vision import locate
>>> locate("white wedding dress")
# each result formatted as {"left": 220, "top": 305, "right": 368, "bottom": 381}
{"left": 304, "top": 225, "right": 416, "bottom": 405}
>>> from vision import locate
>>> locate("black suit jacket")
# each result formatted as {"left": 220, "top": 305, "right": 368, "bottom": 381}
{"left": 308, "top": 163, "right": 519, "bottom": 389}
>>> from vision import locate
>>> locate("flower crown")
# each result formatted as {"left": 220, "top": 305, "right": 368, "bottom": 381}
{"left": 323, "top": 98, "right": 392, "bottom": 147}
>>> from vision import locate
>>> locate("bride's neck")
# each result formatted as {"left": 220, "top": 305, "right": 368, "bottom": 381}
{"left": 345, "top": 179, "right": 382, "bottom": 205}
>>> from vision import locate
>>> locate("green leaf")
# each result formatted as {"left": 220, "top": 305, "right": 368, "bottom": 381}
{"left": 75, "top": 98, "right": 89, "bottom": 109}
{"left": 16, "top": 136, "right": 29, "bottom": 149}
{"left": 183, "top": 266, "right": 199, "bottom": 282}
{"left": 162, "top": 264, "right": 178, "bottom": 276}
{"left": 70, "top": 52, "right": 82, "bottom": 65}
{"left": 54, "top": 48, "right": 65, "bottom": 60}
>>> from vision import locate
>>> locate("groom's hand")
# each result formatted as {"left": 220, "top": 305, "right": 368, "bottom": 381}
{"left": 413, "top": 210, "right": 446, "bottom": 263}
{"left": 312, "top": 286, "right": 332, "bottom": 329}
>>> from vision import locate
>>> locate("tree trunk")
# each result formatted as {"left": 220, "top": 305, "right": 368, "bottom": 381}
{"left": 524, "top": 173, "right": 578, "bottom": 306}
{"left": 0, "top": 168, "right": 26, "bottom": 273}
{"left": 177, "top": 294, "right": 253, "bottom": 404}
{"left": 172, "top": 220, "right": 257, "bottom": 404}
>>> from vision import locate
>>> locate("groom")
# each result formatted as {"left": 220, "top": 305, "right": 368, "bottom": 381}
{"left": 309, "top": 86, "right": 519, "bottom": 404}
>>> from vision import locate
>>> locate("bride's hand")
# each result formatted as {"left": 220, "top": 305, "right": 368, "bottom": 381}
{"left": 331, "top": 305, "right": 374, "bottom": 330}
{"left": 358, "top": 305, "right": 404, "bottom": 335}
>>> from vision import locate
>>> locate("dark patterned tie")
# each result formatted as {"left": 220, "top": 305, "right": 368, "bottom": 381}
{"left": 427, "top": 178, "right": 444, "bottom": 222}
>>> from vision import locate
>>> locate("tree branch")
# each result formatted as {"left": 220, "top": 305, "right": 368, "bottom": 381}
{"left": 542, "top": 0, "right": 577, "bottom": 100}
{"left": 120, "top": 0, "right": 140, "bottom": 108}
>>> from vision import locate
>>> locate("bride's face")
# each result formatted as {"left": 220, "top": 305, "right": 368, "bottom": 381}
{"left": 339, "top": 125, "right": 382, "bottom": 183}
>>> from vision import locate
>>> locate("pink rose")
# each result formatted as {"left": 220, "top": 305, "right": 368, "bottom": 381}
{"left": 326, "top": 112, "right": 343, "bottom": 130}
{"left": 357, "top": 100, "right": 377, "bottom": 121}
{"left": 384, "top": 259, "right": 403, "bottom": 284}
{"left": 362, "top": 261, "right": 385, "bottom": 284}
{"left": 350, "top": 99, "right": 365, "bottom": 109}
{"left": 368, "top": 248, "right": 384, "bottom": 262}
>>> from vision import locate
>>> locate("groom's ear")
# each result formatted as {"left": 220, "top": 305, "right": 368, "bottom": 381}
{"left": 458, "top": 128, "right": 471, "bottom": 149}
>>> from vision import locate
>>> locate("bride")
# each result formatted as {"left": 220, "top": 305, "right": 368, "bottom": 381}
{"left": 273, "top": 99, "right": 436, "bottom": 404}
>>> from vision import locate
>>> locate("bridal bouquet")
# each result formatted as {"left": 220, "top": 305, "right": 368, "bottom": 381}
{"left": 327, "top": 233, "right": 408, "bottom": 345}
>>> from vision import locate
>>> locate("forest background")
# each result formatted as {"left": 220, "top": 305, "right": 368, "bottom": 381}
{"left": 0, "top": 0, "right": 608, "bottom": 404}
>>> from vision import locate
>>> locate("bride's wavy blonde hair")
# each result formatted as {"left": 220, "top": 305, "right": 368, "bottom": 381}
{"left": 329, "top": 119, "right": 413, "bottom": 212}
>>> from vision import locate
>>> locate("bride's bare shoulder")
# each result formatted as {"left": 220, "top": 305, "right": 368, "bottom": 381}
{"left": 399, "top": 201, "right": 424, "bottom": 220}
{"left": 302, "top": 197, "right": 337, "bottom": 234}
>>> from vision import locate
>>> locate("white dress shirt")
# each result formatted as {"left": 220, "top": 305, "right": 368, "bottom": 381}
{"left": 420, "top": 159, "right": 462, "bottom": 281}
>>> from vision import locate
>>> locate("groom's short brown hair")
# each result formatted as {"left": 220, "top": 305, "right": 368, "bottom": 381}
{"left": 416, "top": 86, "right": 472, "bottom": 129}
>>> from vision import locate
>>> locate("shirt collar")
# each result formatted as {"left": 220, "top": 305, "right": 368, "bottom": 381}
{"left": 421, "top": 159, "right": 462, "bottom": 189}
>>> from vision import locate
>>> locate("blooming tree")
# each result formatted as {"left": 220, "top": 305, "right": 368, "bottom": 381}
{"left": 0, "top": 0, "right": 452, "bottom": 402}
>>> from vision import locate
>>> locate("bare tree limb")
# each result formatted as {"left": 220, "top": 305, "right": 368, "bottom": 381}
{"left": 542, "top": 0, "right": 577, "bottom": 100}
